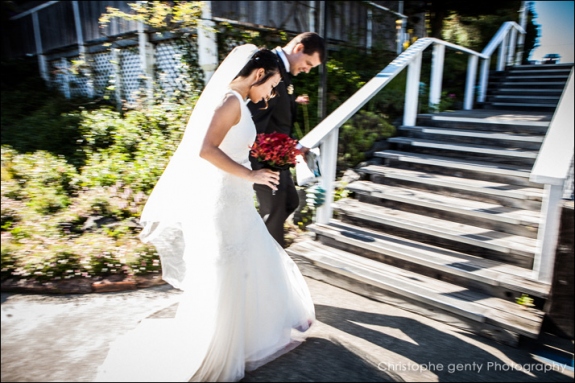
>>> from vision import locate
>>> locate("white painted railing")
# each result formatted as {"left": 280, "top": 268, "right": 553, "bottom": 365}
{"left": 529, "top": 69, "right": 574, "bottom": 283}
{"left": 478, "top": 22, "right": 526, "bottom": 103}
{"left": 298, "top": 21, "right": 574, "bottom": 283}
{"left": 300, "top": 22, "right": 526, "bottom": 225}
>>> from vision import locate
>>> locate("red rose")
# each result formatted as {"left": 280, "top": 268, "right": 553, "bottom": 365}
{"left": 250, "top": 132, "right": 301, "bottom": 170}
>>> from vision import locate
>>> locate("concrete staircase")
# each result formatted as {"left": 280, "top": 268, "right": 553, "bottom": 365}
{"left": 287, "top": 65, "right": 572, "bottom": 347}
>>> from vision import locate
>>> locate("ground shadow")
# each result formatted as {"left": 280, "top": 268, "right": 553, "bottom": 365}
{"left": 241, "top": 337, "right": 393, "bottom": 382}
{"left": 312, "top": 304, "right": 572, "bottom": 382}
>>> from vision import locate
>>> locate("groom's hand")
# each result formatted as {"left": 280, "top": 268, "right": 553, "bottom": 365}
{"left": 295, "top": 94, "right": 309, "bottom": 104}
{"left": 295, "top": 143, "right": 310, "bottom": 156}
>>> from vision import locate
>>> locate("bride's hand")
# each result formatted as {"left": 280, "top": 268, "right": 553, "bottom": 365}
{"left": 250, "top": 169, "right": 279, "bottom": 191}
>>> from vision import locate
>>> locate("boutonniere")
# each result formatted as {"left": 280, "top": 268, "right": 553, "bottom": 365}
{"left": 287, "top": 84, "right": 294, "bottom": 95}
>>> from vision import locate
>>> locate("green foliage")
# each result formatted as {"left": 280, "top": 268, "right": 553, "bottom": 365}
{"left": 516, "top": 293, "right": 535, "bottom": 307}
{"left": 77, "top": 101, "right": 193, "bottom": 193}
{"left": 292, "top": 57, "right": 367, "bottom": 134}
{"left": 523, "top": 3, "right": 540, "bottom": 64}
{"left": 0, "top": 54, "right": 199, "bottom": 284}
{"left": 1, "top": 58, "right": 113, "bottom": 167}
{"left": 339, "top": 111, "right": 396, "bottom": 169}
{"left": 99, "top": 1, "right": 204, "bottom": 34}
{"left": 1, "top": 244, "right": 19, "bottom": 281}
{"left": 2, "top": 148, "right": 80, "bottom": 214}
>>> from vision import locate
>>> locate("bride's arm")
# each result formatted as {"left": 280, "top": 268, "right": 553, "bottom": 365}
{"left": 200, "top": 95, "right": 279, "bottom": 190}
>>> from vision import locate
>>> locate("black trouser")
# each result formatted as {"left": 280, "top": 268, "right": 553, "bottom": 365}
{"left": 253, "top": 169, "right": 299, "bottom": 248}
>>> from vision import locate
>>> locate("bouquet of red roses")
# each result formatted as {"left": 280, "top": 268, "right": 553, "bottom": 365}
{"left": 250, "top": 132, "right": 301, "bottom": 170}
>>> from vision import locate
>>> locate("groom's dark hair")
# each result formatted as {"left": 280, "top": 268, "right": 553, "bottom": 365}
{"left": 289, "top": 32, "right": 326, "bottom": 63}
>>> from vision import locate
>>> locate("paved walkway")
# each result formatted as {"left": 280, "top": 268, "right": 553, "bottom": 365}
{"left": 2, "top": 276, "right": 573, "bottom": 382}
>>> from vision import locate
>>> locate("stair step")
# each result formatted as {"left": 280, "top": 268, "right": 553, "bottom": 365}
{"left": 333, "top": 198, "right": 538, "bottom": 266}
{"left": 388, "top": 137, "right": 539, "bottom": 159}
{"left": 347, "top": 180, "right": 540, "bottom": 229}
{"left": 491, "top": 95, "right": 560, "bottom": 101}
{"left": 500, "top": 81, "right": 567, "bottom": 86}
{"left": 508, "top": 64, "right": 574, "bottom": 72}
{"left": 360, "top": 165, "right": 544, "bottom": 205}
{"left": 398, "top": 126, "right": 544, "bottom": 143}
{"left": 287, "top": 239, "right": 545, "bottom": 340}
{"left": 496, "top": 88, "right": 562, "bottom": 93}
{"left": 506, "top": 75, "right": 570, "bottom": 80}
{"left": 307, "top": 220, "right": 549, "bottom": 299}
{"left": 375, "top": 150, "right": 535, "bottom": 182}
{"left": 509, "top": 68, "right": 570, "bottom": 77}
{"left": 488, "top": 102, "right": 557, "bottom": 108}
{"left": 428, "top": 114, "right": 550, "bottom": 128}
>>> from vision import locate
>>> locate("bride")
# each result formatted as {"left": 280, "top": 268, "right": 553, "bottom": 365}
{"left": 94, "top": 45, "right": 315, "bottom": 382}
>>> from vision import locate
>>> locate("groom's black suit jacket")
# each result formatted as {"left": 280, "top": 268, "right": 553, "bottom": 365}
{"left": 247, "top": 49, "right": 300, "bottom": 247}
{"left": 248, "top": 50, "right": 297, "bottom": 170}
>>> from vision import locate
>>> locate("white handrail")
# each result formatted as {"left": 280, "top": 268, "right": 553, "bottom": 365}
{"left": 299, "top": 37, "right": 485, "bottom": 149}
{"left": 299, "top": 38, "right": 434, "bottom": 149}
{"left": 482, "top": 21, "right": 525, "bottom": 57}
{"left": 478, "top": 21, "right": 526, "bottom": 103}
{"left": 530, "top": 69, "right": 574, "bottom": 185}
{"left": 529, "top": 69, "right": 574, "bottom": 283}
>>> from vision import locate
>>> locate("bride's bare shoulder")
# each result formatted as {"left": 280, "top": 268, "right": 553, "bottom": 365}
{"left": 211, "top": 93, "right": 241, "bottom": 127}
{"left": 217, "top": 92, "right": 241, "bottom": 111}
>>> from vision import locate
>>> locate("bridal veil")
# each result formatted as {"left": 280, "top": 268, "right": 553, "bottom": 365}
{"left": 138, "top": 44, "right": 259, "bottom": 289}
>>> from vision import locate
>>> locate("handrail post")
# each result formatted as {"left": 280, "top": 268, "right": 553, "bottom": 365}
{"left": 403, "top": 51, "right": 422, "bottom": 126}
{"left": 316, "top": 129, "right": 339, "bottom": 224}
{"left": 464, "top": 55, "right": 478, "bottom": 110}
{"left": 478, "top": 58, "right": 490, "bottom": 103}
{"left": 497, "top": 33, "right": 508, "bottom": 71}
{"left": 429, "top": 43, "right": 445, "bottom": 111}
{"left": 533, "top": 184, "right": 564, "bottom": 283}
{"left": 507, "top": 27, "right": 517, "bottom": 66}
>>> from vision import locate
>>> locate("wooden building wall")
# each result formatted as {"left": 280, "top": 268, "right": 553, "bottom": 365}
{"left": 4, "top": 1, "right": 422, "bottom": 59}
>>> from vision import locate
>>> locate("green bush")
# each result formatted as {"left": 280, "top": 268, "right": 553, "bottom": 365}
{"left": 2, "top": 148, "right": 80, "bottom": 214}
{"left": 339, "top": 111, "right": 396, "bottom": 168}
{"left": 77, "top": 102, "right": 193, "bottom": 193}
{"left": 0, "top": 58, "right": 197, "bottom": 284}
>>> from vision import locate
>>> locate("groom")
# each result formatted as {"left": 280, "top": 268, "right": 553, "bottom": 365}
{"left": 248, "top": 32, "right": 326, "bottom": 248}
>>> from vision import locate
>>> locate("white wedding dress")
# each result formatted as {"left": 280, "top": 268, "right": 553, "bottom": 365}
{"left": 94, "top": 84, "right": 315, "bottom": 381}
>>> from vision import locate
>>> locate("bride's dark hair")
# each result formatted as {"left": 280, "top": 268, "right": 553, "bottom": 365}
{"left": 235, "top": 48, "right": 279, "bottom": 87}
